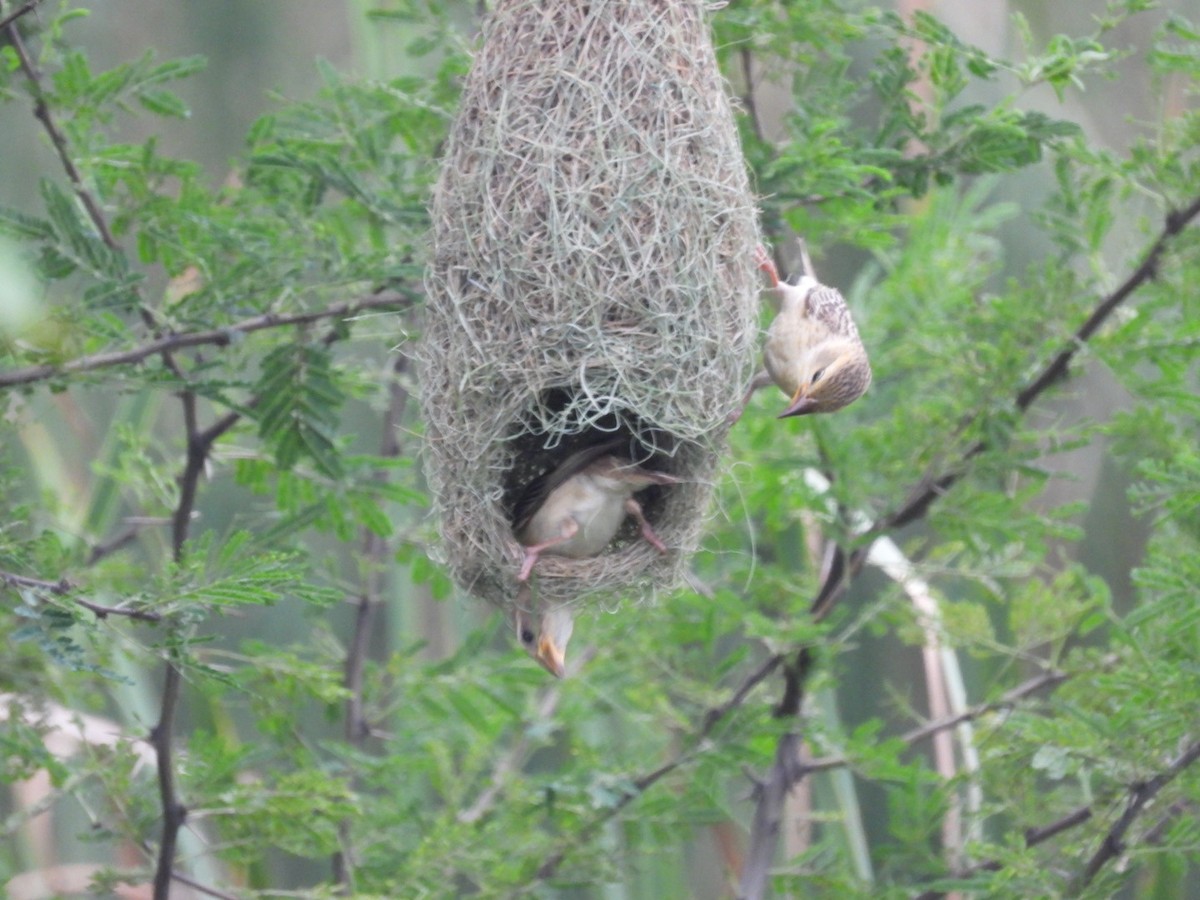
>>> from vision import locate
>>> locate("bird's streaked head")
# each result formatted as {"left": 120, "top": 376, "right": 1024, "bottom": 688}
{"left": 514, "top": 605, "right": 575, "bottom": 678}
{"left": 779, "top": 341, "right": 872, "bottom": 418}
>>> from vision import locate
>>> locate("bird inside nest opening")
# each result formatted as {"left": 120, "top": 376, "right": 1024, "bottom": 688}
{"left": 502, "top": 398, "right": 681, "bottom": 677}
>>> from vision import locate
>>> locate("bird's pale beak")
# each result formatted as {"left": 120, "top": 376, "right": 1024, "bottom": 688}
{"left": 536, "top": 635, "right": 567, "bottom": 678}
{"left": 779, "top": 389, "right": 818, "bottom": 418}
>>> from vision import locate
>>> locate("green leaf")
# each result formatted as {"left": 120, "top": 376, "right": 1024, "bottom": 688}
{"left": 255, "top": 343, "right": 346, "bottom": 479}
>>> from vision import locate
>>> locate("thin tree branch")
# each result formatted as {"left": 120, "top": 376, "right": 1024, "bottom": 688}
{"left": 736, "top": 646, "right": 818, "bottom": 900}
{"left": 802, "top": 665, "right": 1070, "bottom": 775}
{"left": 914, "top": 734, "right": 1200, "bottom": 898}
{"left": 1076, "top": 734, "right": 1200, "bottom": 889}
{"left": 1, "top": 568, "right": 163, "bottom": 622}
{"left": 5, "top": 31, "right": 197, "bottom": 892}
{"left": 333, "top": 355, "right": 410, "bottom": 889}
{"left": 1140, "top": 800, "right": 1191, "bottom": 847}
{"left": 149, "top": 661, "right": 184, "bottom": 900}
{"left": 149, "top": 387, "right": 209, "bottom": 899}
{"left": 875, "top": 194, "right": 1200, "bottom": 536}
{"left": 511, "top": 650, "right": 785, "bottom": 892}
{"left": 0, "top": 0, "right": 43, "bottom": 31}
{"left": 459, "top": 646, "right": 598, "bottom": 825}
{"left": 913, "top": 806, "right": 1095, "bottom": 898}
{"left": 0, "top": 293, "right": 411, "bottom": 388}
{"left": 4, "top": 14, "right": 117, "bottom": 248}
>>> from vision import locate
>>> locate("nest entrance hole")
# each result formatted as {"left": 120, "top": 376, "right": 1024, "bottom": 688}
{"left": 501, "top": 387, "right": 682, "bottom": 544}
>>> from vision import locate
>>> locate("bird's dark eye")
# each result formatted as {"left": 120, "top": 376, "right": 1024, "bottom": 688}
{"left": 520, "top": 628, "right": 535, "bottom": 644}
{"left": 811, "top": 368, "right": 826, "bottom": 384}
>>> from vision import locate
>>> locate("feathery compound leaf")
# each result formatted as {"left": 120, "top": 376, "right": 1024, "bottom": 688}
{"left": 255, "top": 342, "right": 345, "bottom": 479}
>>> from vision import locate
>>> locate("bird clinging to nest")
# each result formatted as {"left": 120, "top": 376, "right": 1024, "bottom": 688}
{"left": 509, "top": 438, "right": 680, "bottom": 677}
{"left": 740, "top": 242, "right": 871, "bottom": 420}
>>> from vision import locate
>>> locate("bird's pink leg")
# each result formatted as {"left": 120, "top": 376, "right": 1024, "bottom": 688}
{"left": 517, "top": 518, "right": 580, "bottom": 581}
{"left": 754, "top": 244, "right": 781, "bottom": 287}
{"left": 624, "top": 498, "right": 668, "bottom": 554}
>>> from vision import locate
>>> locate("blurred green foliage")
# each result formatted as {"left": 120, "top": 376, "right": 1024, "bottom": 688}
{"left": 1, "top": 0, "right": 1199, "bottom": 897}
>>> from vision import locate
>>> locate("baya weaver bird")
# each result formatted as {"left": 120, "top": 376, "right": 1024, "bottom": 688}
{"left": 510, "top": 438, "right": 679, "bottom": 676}
{"left": 748, "top": 242, "right": 872, "bottom": 418}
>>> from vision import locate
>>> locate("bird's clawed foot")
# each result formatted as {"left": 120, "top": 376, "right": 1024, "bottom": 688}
{"left": 517, "top": 518, "right": 581, "bottom": 581}
{"left": 516, "top": 548, "right": 540, "bottom": 582}
{"left": 727, "top": 371, "right": 773, "bottom": 426}
{"left": 754, "top": 244, "right": 781, "bottom": 288}
{"left": 624, "top": 498, "right": 669, "bottom": 554}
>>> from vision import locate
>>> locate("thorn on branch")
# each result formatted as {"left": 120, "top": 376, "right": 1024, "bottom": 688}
{"left": 0, "top": 0, "right": 45, "bottom": 31}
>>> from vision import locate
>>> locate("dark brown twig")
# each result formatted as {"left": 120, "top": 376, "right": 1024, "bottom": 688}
{"left": 333, "top": 355, "right": 410, "bottom": 888}
{"left": 512, "top": 651, "right": 785, "bottom": 892}
{"left": 4, "top": 15, "right": 117, "bottom": 249}
{"left": 1076, "top": 735, "right": 1200, "bottom": 889}
{"left": 914, "top": 736, "right": 1200, "bottom": 898}
{"left": 4, "top": 26, "right": 193, "bottom": 893}
{"left": 913, "top": 805, "right": 1094, "bottom": 898}
{"left": 802, "top": 664, "right": 1070, "bottom": 776}
{"left": 0, "top": 293, "right": 411, "bottom": 388}
{"left": 1, "top": 569, "right": 163, "bottom": 622}
{"left": 875, "top": 194, "right": 1200, "bottom": 536}
{"left": 0, "top": 0, "right": 43, "bottom": 31}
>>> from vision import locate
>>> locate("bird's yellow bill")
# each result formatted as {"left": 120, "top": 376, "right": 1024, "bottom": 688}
{"left": 536, "top": 635, "right": 567, "bottom": 678}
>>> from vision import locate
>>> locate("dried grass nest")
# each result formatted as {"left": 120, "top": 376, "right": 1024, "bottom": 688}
{"left": 420, "top": 0, "right": 760, "bottom": 612}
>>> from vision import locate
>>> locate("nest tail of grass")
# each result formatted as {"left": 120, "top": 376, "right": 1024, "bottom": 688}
{"left": 421, "top": 0, "right": 760, "bottom": 612}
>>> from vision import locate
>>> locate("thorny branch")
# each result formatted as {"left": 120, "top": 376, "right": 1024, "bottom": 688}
{"left": 801, "top": 663, "right": 1071, "bottom": 776}
{"left": 912, "top": 735, "right": 1200, "bottom": 898}
{"left": 1076, "top": 735, "right": 1200, "bottom": 889}
{"left": 0, "top": 293, "right": 412, "bottom": 388}
{"left": 875, "top": 192, "right": 1200, "bottom": 536}
{"left": 4, "top": 9, "right": 117, "bottom": 250}
{"left": 1, "top": 569, "right": 163, "bottom": 622}
{"left": 0, "top": 0, "right": 42, "bottom": 31}
{"left": 0, "top": 30, "right": 194, "bottom": 892}
{"left": 4, "top": 59, "right": 192, "bottom": 897}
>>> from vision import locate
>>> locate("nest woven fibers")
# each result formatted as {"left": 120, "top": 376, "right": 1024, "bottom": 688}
{"left": 421, "top": 0, "right": 760, "bottom": 613}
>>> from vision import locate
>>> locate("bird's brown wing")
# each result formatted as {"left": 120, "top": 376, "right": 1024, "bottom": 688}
{"left": 511, "top": 436, "right": 628, "bottom": 533}
{"left": 805, "top": 284, "right": 860, "bottom": 340}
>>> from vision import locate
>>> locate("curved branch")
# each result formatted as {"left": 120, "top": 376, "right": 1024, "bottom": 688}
{"left": 1077, "top": 734, "right": 1200, "bottom": 889}
{"left": 914, "top": 733, "right": 1200, "bottom": 898}
{"left": 877, "top": 194, "right": 1200, "bottom": 535}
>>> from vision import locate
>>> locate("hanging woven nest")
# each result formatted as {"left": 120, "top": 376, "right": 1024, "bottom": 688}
{"left": 420, "top": 0, "right": 760, "bottom": 612}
